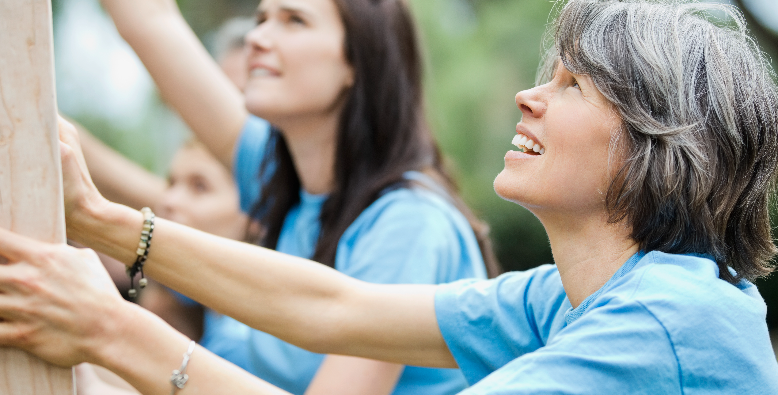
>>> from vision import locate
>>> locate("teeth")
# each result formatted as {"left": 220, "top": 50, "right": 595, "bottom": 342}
{"left": 511, "top": 133, "right": 545, "bottom": 155}
{"left": 251, "top": 68, "right": 273, "bottom": 78}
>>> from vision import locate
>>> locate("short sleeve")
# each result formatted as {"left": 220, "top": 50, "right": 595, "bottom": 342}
{"left": 434, "top": 267, "right": 569, "bottom": 385}
{"left": 232, "top": 115, "right": 272, "bottom": 213}
{"left": 333, "top": 189, "right": 486, "bottom": 285}
{"left": 458, "top": 300, "right": 681, "bottom": 394}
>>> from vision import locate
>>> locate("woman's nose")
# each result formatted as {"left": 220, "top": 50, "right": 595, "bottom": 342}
{"left": 245, "top": 21, "right": 273, "bottom": 52}
{"left": 515, "top": 86, "right": 548, "bottom": 120}
{"left": 156, "top": 186, "right": 184, "bottom": 218}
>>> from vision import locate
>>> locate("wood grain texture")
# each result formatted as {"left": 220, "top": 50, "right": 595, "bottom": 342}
{"left": 0, "top": 0, "right": 76, "bottom": 393}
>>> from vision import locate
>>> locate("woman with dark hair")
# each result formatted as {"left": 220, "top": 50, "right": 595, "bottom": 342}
{"left": 0, "top": 0, "right": 776, "bottom": 393}
{"left": 82, "top": 0, "right": 497, "bottom": 394}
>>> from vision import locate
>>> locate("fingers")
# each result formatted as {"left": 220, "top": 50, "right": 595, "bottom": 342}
{"left": 0, "top": 227, "right": 41, "bottom": 263}
{"left": 57, "top": 116, "right": 79, "bottom": 147}
{"left": 58, "top": 116, "right": 91, "bottom": 176}
{"left": 0, "top": 320, "right": 35, "bottom": 349}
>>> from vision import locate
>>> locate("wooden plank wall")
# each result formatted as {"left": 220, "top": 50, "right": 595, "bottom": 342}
{"left": 0, "top": 0, "right": 76, "bottom": 393}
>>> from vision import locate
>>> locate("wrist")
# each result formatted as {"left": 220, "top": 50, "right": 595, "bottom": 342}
{"left": 82, "top": 300, "right": 142, "bottom": 368}
{"left": 88, "top": 302, "right": 193, "bottom": 395}
{"left": 68, "top": 200, "right": 144, "bottom": 266}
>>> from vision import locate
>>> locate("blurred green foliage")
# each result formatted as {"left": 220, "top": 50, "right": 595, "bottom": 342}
{"left": 51, "top": 0, "right": 778, "bottom": 330}
{"left": 410, "top": 0, "right": 556, "bottom": 272}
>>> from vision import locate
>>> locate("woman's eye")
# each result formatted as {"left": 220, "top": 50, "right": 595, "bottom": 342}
{"left": 571, "top": 79, "right": 580, "bottom": 90}
{"left": 190, "top": 178, "right": 210, "bottom": 194}
{"left": 289, "top": 14, "right": 306, "bottom": 25}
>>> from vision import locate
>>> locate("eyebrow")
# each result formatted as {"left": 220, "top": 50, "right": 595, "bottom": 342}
{"left": 257, "top": 1, "right": 315, "bottom": 17}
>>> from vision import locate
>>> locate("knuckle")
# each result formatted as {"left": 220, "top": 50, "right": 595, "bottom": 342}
{"left": 38, "top": 245, "right": 67, "bottom": 267}
{"left": 78, "top": 248, "right": 98, "bottom": 262}
{"left": 8, "top": 268, "right": 43, "bottom": 294}
{"left": 58, "top": 118, "right": 77, "bottom": 135}
{"left": 59, "top": 144, "right": 76, "bottom": 162}
{"left": 13, "top": 324, "right": 39, "bottom": 346}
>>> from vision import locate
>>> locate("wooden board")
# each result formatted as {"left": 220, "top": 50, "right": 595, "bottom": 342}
{"left": 0, "top": 0, "right": 76, "bottom": 393}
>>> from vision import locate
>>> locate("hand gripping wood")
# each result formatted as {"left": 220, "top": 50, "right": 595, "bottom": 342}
{"left": 0, "top": 0, "right": 76, "bottom": 393}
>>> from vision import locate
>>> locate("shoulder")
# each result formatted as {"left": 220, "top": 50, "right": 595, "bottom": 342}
{"left": 437, "top": 266, "right": 567, "bottom": 331}
{"left": 434, "top": 266, "right": 570, "bottom": 385}
{"left": 233, "top": 116, "right": 272, "bottom": 171}
{"left": 598, "top": 251, "right": 768, "bottom": 337}
{"left": 334, "top": 185, "right": 487, "bottom": 283}
{"left": 438, "top": 265, "right": 563, "bottom": 303}
{"left": 616, "top": 251, "right": 765, "bottom": 319}
{"left": 235, "top": 115, "right": 271, "bottom": 154}
{"left": 342, "top": 185, "right": 472, "bottom": 245}
{"left": 591, "top": 251, "right": 778, "bottom": 391}
{"left": 232, "top": 116, "right": 272, "bottom": 212}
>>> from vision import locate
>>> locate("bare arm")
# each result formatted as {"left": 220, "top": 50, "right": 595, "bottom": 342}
{"left": 99, "top": 0, "right": 247, "bottom": 167}
{"left": 306, "top": 356, "right": 403, "bottom": 395}
{"left": 139, "top": 282, "right": 204, "bottom": 341}
{"left": 0, "top": 232, "right": 290, "bottom": 394}
{"left": 75, "top": 364, "right": 140, "bottom": 395}
{"left": 76, "top": 123, "right": 166, "bottom": 210}
{"left": 58, "top": 118, "right": 455, "bottom": 369}
{"left": 70, "top": 205, "right": 455, "bottom": 368}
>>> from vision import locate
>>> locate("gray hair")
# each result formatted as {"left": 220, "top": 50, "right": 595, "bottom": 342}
{"left": 543, "top": 0, "right": 778, "bottom": 282}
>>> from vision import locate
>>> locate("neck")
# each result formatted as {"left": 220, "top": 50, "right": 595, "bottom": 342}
{"left": 275, "top": 114, "right": 339, "bottom": 195}
{"left": 541, "top": 210, "right": 639, "bottom": 308}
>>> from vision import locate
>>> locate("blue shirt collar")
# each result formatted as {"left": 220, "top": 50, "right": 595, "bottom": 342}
{"left": 564, "top": 251, "right": 646, "bottom": 325}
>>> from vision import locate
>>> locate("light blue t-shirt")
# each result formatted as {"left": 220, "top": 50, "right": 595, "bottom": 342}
{"left": 204, "top": 115, "right": 486, "bottom": 395}
{"left": 435, "top": 251, "right": 778, "bottom": 394}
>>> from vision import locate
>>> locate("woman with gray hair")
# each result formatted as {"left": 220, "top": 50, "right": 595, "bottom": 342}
{"left": 0, "top": 0, "right": 775, "bottom": 393}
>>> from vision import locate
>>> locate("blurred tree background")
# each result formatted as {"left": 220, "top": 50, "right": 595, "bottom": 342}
{"left": 50, "top": 0, "right": 778, "bottom": 346}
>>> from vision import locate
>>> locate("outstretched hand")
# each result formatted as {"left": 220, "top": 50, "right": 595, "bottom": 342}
{"left": 0, "top": 227, "right": 126, "bottom": 367}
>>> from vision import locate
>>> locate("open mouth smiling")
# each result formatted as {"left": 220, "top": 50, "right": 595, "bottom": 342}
{"left": 512, "top": 133, "right": 545, "bottom": 155}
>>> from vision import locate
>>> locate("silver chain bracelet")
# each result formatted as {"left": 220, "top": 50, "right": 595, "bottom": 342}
{"left": 170, "top": 341, "right": 196, "bottom": 394}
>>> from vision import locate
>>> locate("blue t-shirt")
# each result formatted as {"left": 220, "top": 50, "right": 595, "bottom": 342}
{"left": 435, "top": 251, "right": 778, "bottom": 394}
{"left": 204, "top": 115, "right": 486, "bottom": 395}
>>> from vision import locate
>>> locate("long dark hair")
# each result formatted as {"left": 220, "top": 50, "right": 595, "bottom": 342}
{"left": 249, "top": 0, "right": 500, "bottom": 277}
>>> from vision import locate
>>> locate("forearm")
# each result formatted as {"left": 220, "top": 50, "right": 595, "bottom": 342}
{"left": 69, "top": 202, "right": 360, "bottom": 353}
{"left": 99, "top": 0, "right": 247, "bottom": 166}
{"left": 139, "top": 283, "right": 204, "bottom": 341}
{"left": 76, "top": 364, "right": 140, "bottom": 395}
{"left": 95, "top": 301, "right": 289, "bottom": 395}
{"left": 305, "top": 355, "right": 403, "bottom": 395}
{"left": 68, "top": 202, "right": 456, "bottom": 368}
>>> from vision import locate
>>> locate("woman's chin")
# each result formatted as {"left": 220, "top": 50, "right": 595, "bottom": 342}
{"left": 493, "top": 169, "right": 525, "bottom": 204}
{"left": 245, "top": 103, "right": 272, "bottom": 120}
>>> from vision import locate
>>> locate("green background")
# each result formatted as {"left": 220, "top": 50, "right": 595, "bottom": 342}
{"left": 51, "top": 0, "right": 778, "bottom": 346}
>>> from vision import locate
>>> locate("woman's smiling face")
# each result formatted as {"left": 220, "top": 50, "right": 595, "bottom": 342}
{"left": 243, "top": 0, "right": 354, "bottom": 124}
{"left": 494, "top": 62, "right": 624, "bottom": 218}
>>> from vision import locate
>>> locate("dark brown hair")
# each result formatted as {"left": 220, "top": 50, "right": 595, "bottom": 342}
{"left": 546, "top": 0, "right": 778, "bottom": 283}
{"left": 249, "top": 0, "right": 500, "bottom": 277}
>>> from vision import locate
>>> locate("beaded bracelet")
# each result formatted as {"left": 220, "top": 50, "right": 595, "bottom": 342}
{"left": 127, "top": 207, "right": 155, "bottom": 299}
